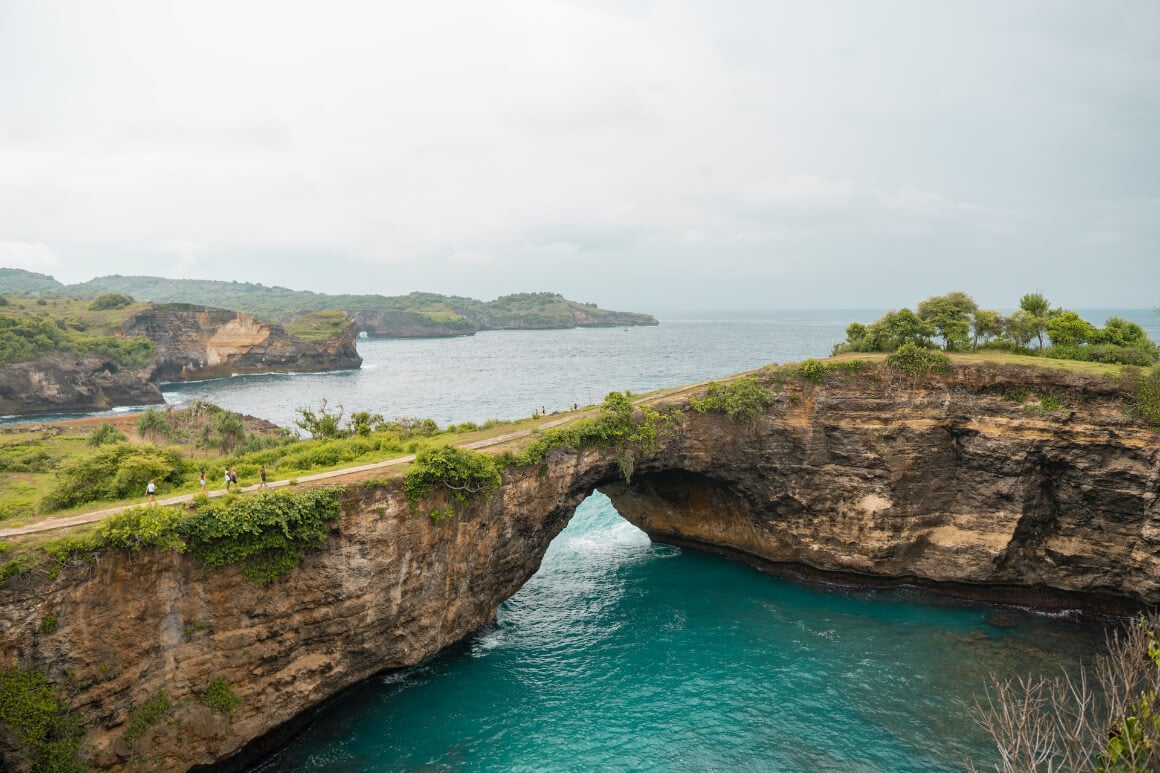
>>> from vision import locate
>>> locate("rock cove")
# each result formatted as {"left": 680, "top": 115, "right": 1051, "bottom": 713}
{"left": 0, "top": 362, "right": 1156, "bottom": 770}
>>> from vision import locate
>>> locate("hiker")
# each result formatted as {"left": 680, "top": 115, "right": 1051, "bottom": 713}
{"left": 146, "top": 479, "right": 157, "bottom": 503}
{"left": 199, "top": 470, "right": 207, "bottom": 492}
{"left": 230, "top": 469, "right": 239, "bottom": 489}
{"left": 224, "top": 468, "right": 232, "bottom": 491}
{"left": 259, "top": 465, "right": 267, "bottom": 489}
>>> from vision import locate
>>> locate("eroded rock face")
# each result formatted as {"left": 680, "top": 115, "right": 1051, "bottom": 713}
{"left": 0, "top": 353, "right": 163, "bottom": 416}
{"left": 0, "top": 306, "right": 362, "bottom": 417}
{"left": 121, "top": 306, "right": 362, "bottom": 382}
{"left": 605, "top": 366, "right": 1160, "bottom": 607}
{"left": 0, "top": 365, "right": 1156, "bottom": 770}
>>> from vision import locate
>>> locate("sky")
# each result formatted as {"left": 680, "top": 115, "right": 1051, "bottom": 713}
{"left": 0, "top": 0, "right": 1157, "bottom": 314}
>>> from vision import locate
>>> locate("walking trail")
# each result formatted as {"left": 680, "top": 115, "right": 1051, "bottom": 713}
{"left": 0, "top": 383, "right": 708, "bottom": 539}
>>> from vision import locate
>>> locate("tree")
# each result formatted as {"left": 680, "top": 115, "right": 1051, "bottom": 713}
{"left": 1007, "top": 310, "right": 1042, "bottom": 350}
{"left": 971, "top": 310, "right": 1005, "bottom": 348}
{"left": 294, "top": 398, "right": 344, "bottom": 439}
{"left": 917, "top": 292, "right": 978, "bottom": 351}
{"left": 870, "top": 308, "right": 934, "bottom": 351}
{"left": 1098, "top": 317, "right": 1151, "bottom": 348}
{"left": 135, "top": 408, "right": 173, "bottom": 443}
{"left": 1018, "top": 293, "right": 1052, "bottom": 349}
{"left": 972, "top": 615, "right": 1160, "bottom": 772}
{"left": 1046, "top": 310, "right": 1097, "bottom": 347}
{"left": 212, "top": 412, "right": 245, "bottom": 455}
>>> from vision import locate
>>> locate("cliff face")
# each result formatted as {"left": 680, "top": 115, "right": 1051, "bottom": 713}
{"left": 0, "top": 365, "right": 1156, "bottom": 770}
{"left": 605, "top": 366, "right": 1160, "bottom": 607}
{"left": 0, "top": 354, "right": 163, "bottom": 416}
{"left": 121, "top": 306, "right": 362, "bottom": 382}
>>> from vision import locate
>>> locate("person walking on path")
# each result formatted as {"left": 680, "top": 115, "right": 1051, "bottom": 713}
{"left": 230, "top": 469, "right": 239, "bottom": 490}
{"left": 224, "top": 468, "right": 232, "bottom": 492}
{"left": 199, "top": 470, "right": 207, "bottom": 492}
{"left": 146, "top": 479, "right": 157, "bottom": 504}
{"left": 259, "top": 465, "right": 268, "bottom": 489}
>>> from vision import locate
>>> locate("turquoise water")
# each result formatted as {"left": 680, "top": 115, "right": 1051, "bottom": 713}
{"left": 255, "top": 495, "right": 1104, "bottom": 772}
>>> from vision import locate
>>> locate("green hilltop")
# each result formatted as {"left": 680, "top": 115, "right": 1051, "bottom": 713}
{"left": 0, "top": 269, "right": 658, "bottom": 336}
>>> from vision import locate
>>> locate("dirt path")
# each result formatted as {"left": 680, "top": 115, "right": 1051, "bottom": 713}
{"left": 0, "top": 382, "right": 709, "bottom": 539}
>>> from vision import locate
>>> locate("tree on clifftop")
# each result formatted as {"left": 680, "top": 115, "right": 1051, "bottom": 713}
{"left": 917, "top": 291, "right": 978, "bottom": 351}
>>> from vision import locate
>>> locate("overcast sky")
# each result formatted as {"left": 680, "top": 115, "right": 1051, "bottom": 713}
{"left": 1, "top": 1, "right": 1157, "bottom": 313}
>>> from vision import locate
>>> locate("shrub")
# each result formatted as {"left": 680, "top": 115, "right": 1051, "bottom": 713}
{"left": 87, "top": 292, "right": 133, "bottom": 311}
{"left": 1131, "top": 365, "right": 1160, "bottom": 429}
{"left": 42, "top": 443, "right": 186, "bottom": 511}
{"left": 886, "top": 341, "right": 950, "bottom": 377}
{"left": 124, "top": 691, "right": 172, "bottom": 750}
{"left": 690, "top": 377, "right": 771, "bottom": 422}
{"left": 403, "top": 446, "right": 501, "bottom": 508}
{"left": 88, "top": 422, "right": 127, "bottom": 446}
{"left": 201, "top": 677, "right": 241, "bottom": 719}
{"left": 180, "top": 488, "right": 345, "bottom": 586}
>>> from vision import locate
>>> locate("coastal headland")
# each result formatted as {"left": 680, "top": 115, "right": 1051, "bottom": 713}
{"left": 0, "top": 357, "right": 1156, "bottom": 770}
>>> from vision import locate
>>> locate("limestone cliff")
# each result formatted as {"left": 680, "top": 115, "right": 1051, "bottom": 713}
{"left": 121, "top": 305, "right": 362, "bottom": 382}
{"left": 0, "top": 306, "right": 361, "bottom": 417}
{"left": 0, "top": 354, "right": 163, "bottom": 416}
{"left": 0, "top": 364, "right": 1156, "bottom": 770}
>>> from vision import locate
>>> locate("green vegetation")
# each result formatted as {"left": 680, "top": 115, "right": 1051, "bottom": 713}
{"left": 0, "top": 666, "right": 85, "bottom": 772}
{"left": 182, "top": 488, "right": 345, "bottom": 585}
{"left": 1, "top": 271, "right": 658, "bottom": 332}
{"left": 0, "top": 310, "right": 154, "bottom": 366}
{"left": 835, "top": 291, "right": 1158, "bottom": 368}
{"left": 3, "top": 487, "right": 347, "bottom": 588}
{"left": 87, "top": 292, "right": 134, "bottom": 311}
{"left": 42, "top": 443, "right": 186, "bottom": 511}
{"left": 283, "top": 310, "right": 355, "bottom": 341}
{"left": 124, "top": 691, "right": 172, "bottom": 750}
{"left": 689, "top": 376, "right": 771, "bottom": 421}
{"left": 403, "top": 446, "right": 502, "bottom": 511}
{"left": 38, "top": 616, "right": 58, "bottom": 635}
{"left": 201, "top": 677, "right": 241, "bottom": 720}
{"left": 1131, "top": 365, "right": 1160, "bottom": 429}
{"left": 88, "top": 423, "right": 126, "bottom": 446}
{"left": 885, "top": 341, "right": 951, "bottom": 376}
{"left": 497, "top": 391, "right": 673, "bottom": 483}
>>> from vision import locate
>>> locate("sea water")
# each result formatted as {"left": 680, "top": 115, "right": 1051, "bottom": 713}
{"left": 254, "top": 495, "right": 1104, "bottom": 772}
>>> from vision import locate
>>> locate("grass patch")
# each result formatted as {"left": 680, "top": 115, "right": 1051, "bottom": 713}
{"left": 283, "top": 310, "right": 354, "bottom": 342}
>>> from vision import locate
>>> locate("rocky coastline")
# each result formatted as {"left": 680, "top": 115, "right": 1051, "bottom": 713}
{"left": 0, "top": 305, "right": 361, "bottom": 417}
{"left": 0, "top": 363, "right": 1156, "bottom": 770}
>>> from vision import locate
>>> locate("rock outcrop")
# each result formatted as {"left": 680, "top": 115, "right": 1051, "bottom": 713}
{"left": 0, "top": 306, "right": 361, "bottom": 417}
{"left": 0, "top": 354, "right": 163, "bottom": 416}
{"left": 0, "top": 364, "right": 1156, "bottom": 770}
{"left": 121, "top": 305, "right": 362, "bottom": 382}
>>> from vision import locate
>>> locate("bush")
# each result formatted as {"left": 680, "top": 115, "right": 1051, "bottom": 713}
{"left": 41, "top": 443, "right": 186, "bottom": 511}
{"left": 886, "top": 341, "right": 950, "bottom": 376}
{"left": 201, "top": 677, "right": 241, "bottom": 719}
{"left": 1045, "top": 344, "right": 1158, "bottom": 367}
{"left": 181, "top": 488, "right": 345, "bottom": 585}
{"left": 87, "top": 292, "right": 133, "bottom": 311}
{"left": 403, "top": 446, "right": 502, "bottom": 508}
{"left": 88, "top": 422, "right": 127, "bottom": 446}
{"left": 689, "top": 377, "right": 771, "bottom": 422}
{"left": 124, "top": 691, "right": 172, "bottom": 750}
{"left": 1132, "top": 366, "right": 1160, "bottom": 429}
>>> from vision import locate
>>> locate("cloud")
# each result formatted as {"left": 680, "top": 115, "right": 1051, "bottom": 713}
{"left": 0, "top": 241, "right": 60, "bottom": 272}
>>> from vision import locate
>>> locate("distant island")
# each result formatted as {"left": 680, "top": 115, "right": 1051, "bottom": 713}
{"left": 0, "top": 269, "right": 659, "bottom": 338}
